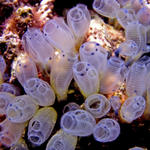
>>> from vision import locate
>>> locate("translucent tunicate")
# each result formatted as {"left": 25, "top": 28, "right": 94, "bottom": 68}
{"left": 100, "top": 56, "right": 125, "bottom": 94}
{"left": 0, "top": 119, "right": 25, "bottom": 147}
{"left": 46, "top": 130, "right": 77, "bottom": 150}
{"left": 116, "top": 8, "right": 137, "bottom": 29}
{"left": 79, "top": 41, "right": 108, "bottom": 77}
{"left": 130, "top": 0, "right": 147, "bottom": 13}
{"left": 92, "top": 0, "right": 120, "bottom": 18}
{"left": 126, "top": 62, "right": 147, "bottom": 96}
{"left": 73, "top": 61, "right": 99, "bottom": 97}
{"left": 84, "top": 94, "right": 111, "bottom": 118}
{"left": 24, "top": 77, "right": 55, "bottom": 106}
{"left": 129, "top": 146, "right": 147, "bottom": 150}
{"left": 6, "top": 95, "right": 39, "bottom": 123}
{"left": 0, "top": 83, "right": 21, "bottom": 96}
{"left": 0, "top": 92, "right": 15, "bottom": 112}
{"left": 43, "top": 17, "right": 75, "bottom": 53}
{"left": 120, "top": 96, "right": 145, "bottom": 123}
{"left": 116, "top": 0, "right": 131, "bottom": 7}
{"left": 110, "top": 96, "right": 121, "bottom": 114}
{"left": 61, "top": 109, "right": 96, "bottom": 137}
{"left": 22, "top": 28, "right": 54, "bottom": 67}
{"left": 67, "top": 4, "right": 91, "bottom": 43}
{"left": 93, "top": 118, "right": 120, "bottom": 143}
{"left": 116, "top": 40, "right": 139, "bottom": 60}
{"left": 0, "top": 55, "right": 6, "bottom": 75}
{"left": 28, "top": 107, "right": 57, "bottom": 146}
{"left": 50, "top": 51, "right": 78, "bottom": 101}
{"left": 125, "top": 22, "right": 147, "bottom": 53}
{"left": 15, "top": 53, "right": 38, "bottom": 87}
{"left": 63, "top": 102, "right": 80, "bottom": 114}
{"left": 137, "top": 6, "right": 150, "bottom": 26}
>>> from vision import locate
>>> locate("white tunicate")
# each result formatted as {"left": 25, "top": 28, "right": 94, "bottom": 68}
{"left": 24, "top": 77, "right": 55, "bottom": 106}
{"left": 92, "top": 0, "right": 120, "bottom": 18}
{"left": 61, "top": 109, "right": 96, "bottom": 137}
{"left": 79, "top": 41, "right": 108, "bottom": 77}
{"left": 28, "top": 107, "right": 57, "bottom": 146}
{"left": 15, "top": 53, "right": 38, "bottom": 87}
{"left": 63, "top": 102, "right": 80, "bottom": 114}
{"left": 84, "top": 94, "right": 111, "bottom": 118}
{"left": 137, "top": 6, "right": 150, "bottom": 26}
{"left": 126, "top": 62, "right": 147, "bottom": 96}
{"left": 125, "top": 22, "right": 147, "bottom": 53}
{"left": 116, "top": 8, "right": 137, "bottom": 29}
{"left": 43, "top": 17, "right": 75, "bottom": 53}
{"left": 0, "top": 55, "right": 6, "bottom": 75}
{"left": 73, "top": 61, "right": 99, "bottom": 97}
{"left": 10, "top": 138, "right": 29, "bottom": 150}
{"left": 22, "top": 28, "right": 54, "bottom": 67}
{"left": 46, "top": 130, "right": 77, "bottom": 150}
{"left": 6, "top": 95, "right": 39, "bottom": 123}
{"left": 93, "top": 118, "right": 120, "bottom": 143}
{"left": 0, "top": 92, "right": 15, "bottom": 112}
{"left": 0, "top": 119, "right": 25, "bottom": 147}
{"left": 50, "top": 51, "right": 78, "bottom": 101}
{"left": 0, "top": 83, "right": 21, "bottom": 96}
{"left": 120, "top": 96, "right": 145, "bottom": 123}
{"left": 100, "top": 56, "right": 125, "bottom": 94}
{"left": 117, "top": 40, "right": 139, "bottom": 59}
{"left": 67, "top": 4, "right": 91, "bottom": 42}
{"left": 110, "top": 96, "right": 121, "bottom": 114}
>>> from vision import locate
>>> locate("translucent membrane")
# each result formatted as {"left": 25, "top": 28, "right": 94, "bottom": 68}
{"left": 0, "top": 92, "right": 15, "bottom": 112}
{"left": 84, "top": 94, "right": 111, "bottom": 118}
{"left": 67, "top": 4, "right": 91, "bottom": 40}
{"left": 24, "top": 77, "right": 55, "bottom": 106}
{"left": 0, "top": 119, "right": 25, "bottom": 147}
{"left": 28, "top": 107, "right": 57, "bottom": 146}
{"left": 0, "top": 83, "right": 21, "bottom": 96}
{"left": 73, "top": 61, "right": 99, "bottom": 97}
{"left": 117, "top": 40, "right": 139, "bottom": 59}
{"left": 120, "top": 96, "right": 145, "bottom": 123}
{"left": 93, "top": 118, "right": 120, "bottom": 143}
{"left": 92, "top": 0, "right": 120, "bottom": 18}
{"left": 131, "top": 0, "right": 147, "bottom": 13}
{"left": 61, "top": 109, "right": 96, "bottom": 137}
{"left": 0, "top": 55, "right": 6, "bottom": 75}
{"left": 100, "top": 57, "right": 125, "bottom": 94}
{"left": 6, "top": 95, "right": 38, "bottom": 123}
{"left": 116, "top": 0, "right": 131, "bottom": 7}
{"left": 110, "top": 96, "right": 121, "bottom": 113}
{"left": 137, "top": 6, "right": 150, "bottom": 26}
{"left": 125, "top": 22, "right": 147, "bottom": 53}
{"left": 79, "top": 41, "right": 108, "bottom": 76}
{"left": 15, "top": 53, "right": 38, "bottom": 86}
{"left": 22, "top": 28, "right": 54, "bottom": 67}
{"left": 43, "top": 17, "right": 75, "bottom": 53}
{"left": 126, "top": 62, "right": 147, "bottom": 96}
{"left": 10, "top": 138, "right": 29, "bottom": 150}
{"left": 144, "top": 83, "right": 150, "bottom": 120}
{"left": 116, "top": 8, "right": 137, "bottom": 29}
{"left": 63, "top": 102, "right": 80, "bottom": 114}
{"left": 46, "top": 130, "right": 77, "bottom": 150}
{"left": 50, "top": 51, "right": 78, "bottom": 101}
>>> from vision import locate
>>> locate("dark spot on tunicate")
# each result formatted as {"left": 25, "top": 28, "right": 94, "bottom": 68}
{"left": 9, "top": 104, "right": 12, "bottom": 107}
{"left": 63, "top": 54, "right": 65, "bottom": 57}
{"left": 80, "top": 73, "right": 84, "bottom": 76}
{"left": 91, "top": 52, "right": 94, "bottom": 55}
{"left": 81, "top": 45, "right": 84, "bottom": 48}
{"left": 49, "top": 57, "right": 52, "bottom": 60}
{"left": 95, "top": 49, "right": 98, "bottom": 51}
{"left": 87, "top": 64, "right": 90, "bottom": 66}
{"left": 86, "top": 68, "right": 88, "bottom": 71}
{"left": 19, "top": 63, "right": 21, "bottom": 67}
{"left": 24, "top": 65, "right": 27, "bottom": 68}
{"left": 96, "top": 43, "right": 100, "bottom": 46}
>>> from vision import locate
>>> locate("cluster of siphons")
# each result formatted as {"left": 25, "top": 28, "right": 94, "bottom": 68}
{"left": 0, "top": 0, "right": 150, "bottom": 149}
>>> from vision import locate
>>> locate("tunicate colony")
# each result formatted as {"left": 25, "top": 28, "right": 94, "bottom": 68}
{"left": 0, "top": 0, "right": 150, "bottom": 149}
